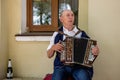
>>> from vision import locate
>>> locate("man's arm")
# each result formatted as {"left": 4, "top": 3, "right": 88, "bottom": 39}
{"left": 47, "top": 43, "right": 64, "bottom": 58}
{"left": 47, "top": 45, "right": 55, "bottom": 58}
{"left": 47, "top": 32, "right": 57, "bottom": 58}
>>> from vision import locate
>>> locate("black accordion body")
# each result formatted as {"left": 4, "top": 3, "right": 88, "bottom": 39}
{"left": 60, "top": 37, "right": 97, "bottom": 67}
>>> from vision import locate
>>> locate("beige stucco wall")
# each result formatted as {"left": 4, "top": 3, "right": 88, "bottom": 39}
{"left": 0, "top": 0, "right": 8, "bottom": 79}
{"left": 4, "top": 0, "right": 54, "bottom": 78}
{"left": 88, "top": 0, "right": 120, "bottom": 80}
{"left": 1, "top": 0, "right": 120, "bottom": 80}
{"left": 0, "top": 1, "right": 2, "bottom": 79}
{"left": 0, "top": 0, "right": 1, "bottom": 47}
{"left": 78, "top": 0, "right": 88, "bottom": 31}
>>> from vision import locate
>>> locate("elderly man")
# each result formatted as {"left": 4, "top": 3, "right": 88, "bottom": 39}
{"left": 47, "top": 9, "right": 99, "bottom": 80}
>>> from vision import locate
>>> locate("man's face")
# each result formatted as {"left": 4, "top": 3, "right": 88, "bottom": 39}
{"left": 60, "top": 10, "right": 75, "bottom": 28}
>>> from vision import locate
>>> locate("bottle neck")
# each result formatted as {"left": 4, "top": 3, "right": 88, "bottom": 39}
{"left": 8, "top": 60, "right": 12, "bottom": 67}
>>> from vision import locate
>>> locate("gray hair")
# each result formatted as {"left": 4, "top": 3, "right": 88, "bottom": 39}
{"left": 59, "top": 3, "right": 71, "bottom": 18}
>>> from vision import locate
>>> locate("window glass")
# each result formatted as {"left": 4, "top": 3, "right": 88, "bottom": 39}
{"left": 33, "top": 0, "right": 51, "bottom": 25}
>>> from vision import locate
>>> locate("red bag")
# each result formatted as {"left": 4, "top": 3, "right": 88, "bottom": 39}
{"left": 43, "top": 74, "right": 52, "bottom": 80}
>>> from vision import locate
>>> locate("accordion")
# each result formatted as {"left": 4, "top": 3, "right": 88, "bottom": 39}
{"left": 60, "top": 37, "right": 97, "bottom": 67}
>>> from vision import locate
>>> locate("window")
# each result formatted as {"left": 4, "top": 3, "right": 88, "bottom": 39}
{"left": 27, "top": 0, "right": 58, "bottom": 32}
{"left": 27, "top": 0, "right": 78, "bottom": 32}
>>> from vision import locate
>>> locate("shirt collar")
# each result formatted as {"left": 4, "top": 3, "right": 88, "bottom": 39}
{"left": 63, "top": 25, "right": 79, "bottom": 33}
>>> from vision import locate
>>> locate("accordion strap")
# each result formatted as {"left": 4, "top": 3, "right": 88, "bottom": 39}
{"left": 58, "top": 29, "right": 81, "bottom": 37}
{"left": 73, "top": 30, "right": 81, "bottom": 37}
{"left": 58, "top": 31, "right": 69, "bottom": 37}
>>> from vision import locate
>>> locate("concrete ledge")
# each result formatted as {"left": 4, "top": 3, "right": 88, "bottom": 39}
{"left": 3, "top": 77, "right": 43, "bottom": 80}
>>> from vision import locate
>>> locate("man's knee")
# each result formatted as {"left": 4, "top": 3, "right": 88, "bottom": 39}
{"left": 73, "top": 69, "right": 91, "bottom": 80}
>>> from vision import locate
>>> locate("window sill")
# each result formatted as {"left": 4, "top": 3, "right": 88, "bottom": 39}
{"left": 15, "top": 32, "right": 53, "bottom": 41}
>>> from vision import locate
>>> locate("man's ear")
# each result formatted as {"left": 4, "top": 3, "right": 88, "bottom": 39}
{"left": 59, "top": 17, "right": 63, "bottom": 23}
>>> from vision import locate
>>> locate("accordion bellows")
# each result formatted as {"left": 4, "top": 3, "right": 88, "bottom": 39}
{"left": 60, "top": 37, "right": 97, "bottom": 67}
